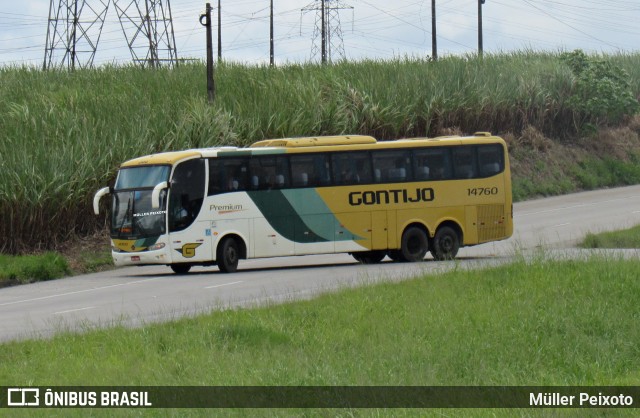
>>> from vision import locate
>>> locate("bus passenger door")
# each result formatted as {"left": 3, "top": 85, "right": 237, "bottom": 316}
{"left": 167, "top": 159, "right": 213, "bottom": 264}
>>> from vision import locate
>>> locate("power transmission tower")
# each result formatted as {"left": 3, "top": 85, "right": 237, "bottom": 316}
{"left": 302, "top": 0, "right": 353, "bottom": 64}
{"left": 113, "top": 0, "right": 178, "bottom": 67}
{"left": 43, "top": 0, "right": 110, "bottom": 70}
{"left": 43, "top": 0, "right": 178, "bottom": 70}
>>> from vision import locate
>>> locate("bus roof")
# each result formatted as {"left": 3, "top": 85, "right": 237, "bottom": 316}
{"left": 119, "top": 133, "right": 504, "bottom": 167}
{"left": 250, "top": 135, "right": 377, "bottom": 148}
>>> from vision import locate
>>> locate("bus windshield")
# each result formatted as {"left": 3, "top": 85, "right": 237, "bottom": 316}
{"left": 111, "top": 189, "right": 167, "bottom": 238}
{"left": 115, "top": 165, "right": 170, "bottom": 190}
{"left": 111, "top": 165, "right": 170, "bottom": 238}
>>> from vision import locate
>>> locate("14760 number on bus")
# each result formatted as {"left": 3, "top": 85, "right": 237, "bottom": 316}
{"left": 467, "top": 187, "right": 499, "bottom": 196}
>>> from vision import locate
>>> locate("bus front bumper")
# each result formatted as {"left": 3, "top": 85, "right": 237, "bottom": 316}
{"left": 112, "top": 248, "right": 171, "bottom": 267}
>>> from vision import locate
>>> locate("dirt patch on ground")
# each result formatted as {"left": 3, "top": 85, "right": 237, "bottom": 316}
{"left": 56, "top": 231, "right": 113, "bottom": 275}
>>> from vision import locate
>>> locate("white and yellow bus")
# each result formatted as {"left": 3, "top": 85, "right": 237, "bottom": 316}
{"left": 94, "top": 133, "right": 513, "bottom": 274}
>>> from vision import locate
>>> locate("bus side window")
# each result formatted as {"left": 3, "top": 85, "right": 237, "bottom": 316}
{"left": 413, "top": 148, "right": 451, "bottom": 180}
{"left": 453, "top": 147, "right": 477, "bottom": 179}
{"left": 332, "top": 152, "right": 371, "bottom": 185}
{"left": 208, "top": 158, "right": 249, "bottom": 194}
{"left": 478, "top": 144, "right": 504, "bottom": 177}
{"left": 372, "top": 150, "right": 412, "bottom": 183}
{"left": 208, "top": 159, "right": 222, "bottom": 195}
{"left": 250, "top": 156, "right": 290, "bottom": 190}
{"left": 291, "top": 154, "right": 330, "bottom": 188}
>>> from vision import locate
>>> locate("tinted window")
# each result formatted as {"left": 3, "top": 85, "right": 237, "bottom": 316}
{"left": 453, "top": 147, "right": 477, "bottom": 179}
{"left": 477, "top": 144, "right": 504, "bottom": 177}
{"left": 372, "top": 150, "right": 412, "bottom": 183}
{"left": 208, "top": 158, "right": 249, "bottom": 195}
{"left": 332, "top": 152, "right": 372, "bottom": 185}
{"left": 249, "top": 156, "right": 290, "bottom": 190}
{"left": 413, "top": 148, "right": 452, "bottom": 180}
{"left": 168, "top": 159, "right": 206, "bottom": 232}
{"left": 115, "top": 165, "right": 170, "bottom": 190}
{"left": 290, "top": 154, "right": 331, "bottom": 187}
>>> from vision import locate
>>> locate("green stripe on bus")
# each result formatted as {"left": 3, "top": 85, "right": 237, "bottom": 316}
{"left": 247, "top": 190, "right": 328, "bottom": 243}
{"left": 247, "top": 189, "right": 362, "bottom": 243}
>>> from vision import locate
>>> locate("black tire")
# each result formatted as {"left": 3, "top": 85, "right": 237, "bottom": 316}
{"left": 431, "top": 226, "right": 460, "bottom": 261}
{"left": 217, "top": 237, "right": 239, "bottom": 273}
{"left": 351, "top": 250, "right": 386, "bottom": 264}
{"left": 400, "top": 226, "right": 429, "bottom": 262}
{"left": 170, "top": 264, "right": 191, "bottom": 275}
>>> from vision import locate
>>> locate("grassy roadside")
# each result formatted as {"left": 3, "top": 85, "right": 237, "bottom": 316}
{"left": 0, "top": 253, "right": 70, "bottom": 286}
{"left": 0, "top": 237, "right": 112, "bottom": 287}
{"left": 581, "top": 224, "right": 640, "bottom": 249}
{"left": 1, "top": 257, "right": 638, "bottom": 416}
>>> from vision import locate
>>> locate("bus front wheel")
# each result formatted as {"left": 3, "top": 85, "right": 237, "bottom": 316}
{"left": 217, "top": 237, "right": 239, "bottom": 273}
{"left": 171, "top": 264, "right": 192, "bottom": 275}
{"left": 351, "top": 250, "right": 386, "bottom": 264}
{"left": 431, "top": 226, "right": 460, "bottom": 260}
{"left": 400, "top": 226, "right": 428, "bottom": 262}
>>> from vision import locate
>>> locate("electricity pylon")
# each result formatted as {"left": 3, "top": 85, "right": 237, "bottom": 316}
{"left": 43, "top": 0, "right": 178, "bottom": 70}
{"left": 302, "top": 0, "right": 353, "bottom": 63}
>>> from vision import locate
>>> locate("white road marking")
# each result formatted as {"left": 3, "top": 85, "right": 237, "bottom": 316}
{"left": 204, "top": 281, "right": 243, "bottom": 289}
{"left": 0, "top": 277, "right": 162, "bottom": 308}
{"left": 53, "top": 307, "right": 95, "bottom": 315}
{"left": 551, "top": 223, "right": 571, "bottom": 228}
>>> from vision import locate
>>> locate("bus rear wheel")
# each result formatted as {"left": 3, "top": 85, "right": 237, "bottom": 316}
{"left": 217, "top": 237, "right": 239, "bottom": 273}
{"left": 351, "top": 250, "right": 386, "bottom": 264}
{"left": 431, "top": 226, "right": 460, "bottom": 260}
{"left": 400, "top": 226, "right": 428, "bottom": 262}
{"left": 171, "top": 264, "right": 192, "bottom": 275}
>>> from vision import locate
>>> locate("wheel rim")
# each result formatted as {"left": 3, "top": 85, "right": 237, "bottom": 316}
{"left": 441, "top": 235, "right": 453, "bottom": 253}
{"left": 226, "top": 245, "right": 237, "bottom": 264}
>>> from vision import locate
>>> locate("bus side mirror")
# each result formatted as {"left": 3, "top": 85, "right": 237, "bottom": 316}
{"left": 93, "top": 187, "right": 110, "bottom": 215}
{"left": 151, "top": 181, "right": 168, "bottom": 209}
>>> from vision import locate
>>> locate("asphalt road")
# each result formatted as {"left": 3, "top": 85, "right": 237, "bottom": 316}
{"left": 1, "top": 185, "right": 639, "bottom": 342}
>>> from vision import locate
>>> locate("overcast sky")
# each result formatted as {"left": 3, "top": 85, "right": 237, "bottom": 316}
{"left": 1, "top": 0, "right": 639, "bottom": 67}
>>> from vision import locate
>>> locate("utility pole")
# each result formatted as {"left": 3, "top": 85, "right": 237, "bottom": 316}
{"left": 270, "top": 0, "right": 274, "bottom": 66}
{"left": 431, "top": 0, "right": 437, "bottom": 60}
{"left": 478, "top": 0, "right": 484, "bottom": 57}
{"left": 321, "top": 0, "right": 326, "bottom": 64}
{"left": 217, "top": 0, "right": 222, "bottom": 60}
{"left": 200, "top": 3, "right": 215, "bottom": 103}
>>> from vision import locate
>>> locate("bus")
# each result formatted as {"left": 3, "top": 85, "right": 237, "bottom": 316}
{"left": 93, "top": 133, "right": 513, "bottom": 274}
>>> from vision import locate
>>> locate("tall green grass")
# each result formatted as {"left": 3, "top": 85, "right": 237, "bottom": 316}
{"left": 1, "top": 52, "right": 639, "bottom": 253}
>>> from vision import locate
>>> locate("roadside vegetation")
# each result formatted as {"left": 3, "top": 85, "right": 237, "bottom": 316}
{"left": 1, "top": 50, "right": 640, "bottom": 256}
{"left": 582, "top": 224, "right": 640, "bottom": 249}
{"left": 1, "top": 257, "right": 639, "bottom": 416}
{"left": 0, "top": 253, "right": 70, "bottom": 285}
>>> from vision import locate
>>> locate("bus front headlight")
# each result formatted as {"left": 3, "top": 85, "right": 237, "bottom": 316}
{"left": 148, "top": 242, "right": 166, "bottom": 251}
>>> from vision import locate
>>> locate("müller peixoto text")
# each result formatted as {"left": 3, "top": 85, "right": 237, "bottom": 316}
{"left": 530, "top": 392, "right": 634, "bottom": 407}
